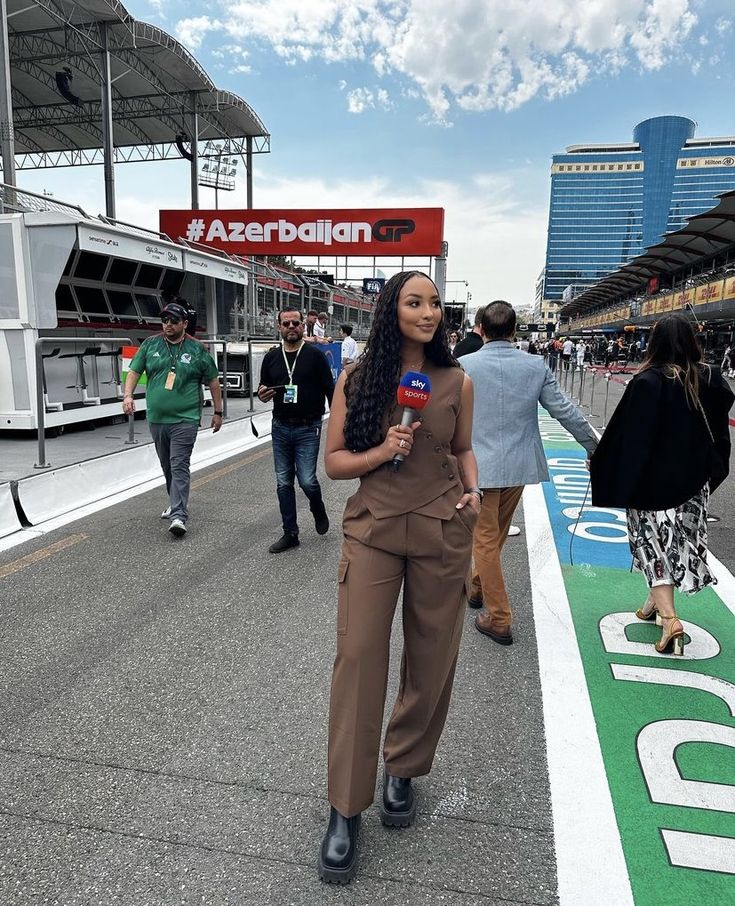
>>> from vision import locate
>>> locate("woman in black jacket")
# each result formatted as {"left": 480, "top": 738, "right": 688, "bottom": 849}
{"left": 590, "top": 314, "right": 734, "bottom": 654}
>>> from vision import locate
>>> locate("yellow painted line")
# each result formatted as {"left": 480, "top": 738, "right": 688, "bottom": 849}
{"left": 0, "top": 533, "right": 89, "bottom": 581}
{"left": 191, "top": 448, "right": 270, "bottom": 489}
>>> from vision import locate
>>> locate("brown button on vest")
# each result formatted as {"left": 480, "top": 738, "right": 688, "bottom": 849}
{"left": 356, "top": 363, "right": 465, "bottom": 519}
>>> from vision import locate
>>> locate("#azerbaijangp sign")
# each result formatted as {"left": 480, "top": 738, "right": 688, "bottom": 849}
{"left": 159, "top": 208, "right": 444, "bottom": 257}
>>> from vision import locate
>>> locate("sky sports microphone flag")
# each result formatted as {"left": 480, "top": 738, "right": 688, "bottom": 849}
{"left": 393, "top": 371, "right": 432, "bottom": 472}
{"left": 158, "top": 208, "right": 444, "bottom": 257}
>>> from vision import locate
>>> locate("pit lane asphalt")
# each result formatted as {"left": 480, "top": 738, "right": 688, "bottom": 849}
{"left": 0, "top": 435, "right": 556, "bottom": 905}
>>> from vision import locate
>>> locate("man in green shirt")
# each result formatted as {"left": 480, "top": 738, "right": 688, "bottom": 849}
{"left": 122, "top": 302, "right": 223, "bottom": 537}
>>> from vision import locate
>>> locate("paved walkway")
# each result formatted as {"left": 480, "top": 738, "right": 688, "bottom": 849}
{"left": 0, "top": 373, "right": 733, "bottom": 904}
{"left": 0, "top": 429, "right": 556, "bottom": 905}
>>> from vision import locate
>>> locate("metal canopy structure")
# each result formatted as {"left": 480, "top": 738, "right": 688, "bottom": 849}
{"left": 560, "top": 190, "right": 735, "bottom": 317}
{"left": 0, "top": 0, "right": 269, "bottom": 215}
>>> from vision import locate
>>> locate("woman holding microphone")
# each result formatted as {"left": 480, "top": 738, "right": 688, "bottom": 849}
{"left": 318, "top": 271, "right": 480, "bottom": 883}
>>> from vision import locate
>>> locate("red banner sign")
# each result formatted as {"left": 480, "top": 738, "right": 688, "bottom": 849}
{"left": 159, "top": 208, "right": 444, "bottom": 257}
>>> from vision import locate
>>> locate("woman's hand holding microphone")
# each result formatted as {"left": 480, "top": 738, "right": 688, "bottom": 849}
{"left": 380, "top": 420, "right": 422, "bottom": 463}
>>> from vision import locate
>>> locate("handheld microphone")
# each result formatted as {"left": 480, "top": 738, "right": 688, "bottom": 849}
{"left": 392, "top": 371, "right": 432, "bottom": 472}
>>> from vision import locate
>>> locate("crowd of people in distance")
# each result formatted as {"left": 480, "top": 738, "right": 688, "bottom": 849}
{"left": 124, "top": 280, "right": 734, "bottom": 885}
{"left": 444, "top": 328, "right": 652, "bottom": 373}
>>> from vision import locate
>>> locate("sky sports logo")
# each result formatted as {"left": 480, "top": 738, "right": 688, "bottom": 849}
{"left": 184, "top": 217, "right": 416, "bottom": 245}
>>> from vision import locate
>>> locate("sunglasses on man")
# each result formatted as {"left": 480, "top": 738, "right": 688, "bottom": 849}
{"left": 161, "top": 315, "right": 182, "bottom": 324}
{"left": 280, "top": 319, "right": 302, "bottom": 327}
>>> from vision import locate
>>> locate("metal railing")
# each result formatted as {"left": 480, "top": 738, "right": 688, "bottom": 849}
{"left": 199, "top": 338, "right": 229, "bottom": 419}
{"left": 34, "top": 337, "right": 134, "bottom": 469}
{"left": 1, "top": 183, "right": 88, "bottom": 218}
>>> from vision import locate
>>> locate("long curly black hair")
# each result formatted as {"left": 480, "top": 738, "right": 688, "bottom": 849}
{"left": 344, "top": 270, "right": 459, "bottom": 452}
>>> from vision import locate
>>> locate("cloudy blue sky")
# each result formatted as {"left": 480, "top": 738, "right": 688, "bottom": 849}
{"left": 20, "top": 0, "right": 735, "bottom": 308}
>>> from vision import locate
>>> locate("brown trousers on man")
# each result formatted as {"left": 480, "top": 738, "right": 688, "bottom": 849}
{"left": 328, "top": 502, "right": 474, "bottom": 818}
{"left": 470, "top": 486, "right": 525, "bottom": 631}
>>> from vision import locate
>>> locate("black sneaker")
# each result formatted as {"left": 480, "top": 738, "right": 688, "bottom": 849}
{"left": 269, "top": 533, "right": 300, "bottom": 554}
{"left": 313, "top": 504, "right": 330, "bottom": 535}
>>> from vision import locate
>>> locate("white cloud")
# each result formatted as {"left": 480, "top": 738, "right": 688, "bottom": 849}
{"left": 345, "top": 85, "right": 392, "bottom": 113}
{"left": 176, "top": 16, "right": 222, "bottom": 50}
{"left": 376, "top": 88, "right": 392, "bottom": 108}
{"left": 346, "top": 87, "right": 374, "bottom": 113}
{"left": 211, "top": 43, "right": 252, "bottom": 75}
{"left": 181, "top": 0, "right": 701, "bottom": 120}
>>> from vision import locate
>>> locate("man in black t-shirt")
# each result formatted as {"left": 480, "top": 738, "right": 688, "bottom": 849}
{"left": 258, "top": 309, "right": 335, "bottom": 553}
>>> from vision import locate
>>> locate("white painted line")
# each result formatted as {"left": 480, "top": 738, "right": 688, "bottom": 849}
{"left": 612, "top": 664, "right": 735, "bottom": 716}
{"left": 0, "top": 429, "right": 273, "bottom": 555}
{"left": 662, "top": 829, "right": 735, "bottom": 874}
{"left": 708, "top": 551, "right": 735, "bottom": 619}
{"left": 523, "top": 482, "right": 633, "bottom": 906}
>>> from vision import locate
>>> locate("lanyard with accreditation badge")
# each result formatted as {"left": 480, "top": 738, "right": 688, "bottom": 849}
{"left": 164, "top": 338, "right": 184, "bottom": 390}
{"left": 281, "top": 341, "right": 303, "bottom": 404}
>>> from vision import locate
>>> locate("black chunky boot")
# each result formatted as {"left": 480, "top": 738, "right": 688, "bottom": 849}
{"left": 318, "top": 807, "right": 360, "bottom": 883}
{"left": 380, "top": 770, "right": 417, "bottom": 827}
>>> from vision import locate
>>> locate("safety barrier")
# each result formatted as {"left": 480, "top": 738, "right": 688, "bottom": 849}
{"left": 17, "top": 442, "right": 162, "bottom": 526}
{"left": 15, "top": 411, "right": 274, "bottom": 526}
{"left": 0, "top": 483, "right": 22, "bottom": 539}
{"left": 190, "top": 412, "right": 271, "bottom": 466}
{"left": 250, "top": 411, "right": 273, "bottom": 440}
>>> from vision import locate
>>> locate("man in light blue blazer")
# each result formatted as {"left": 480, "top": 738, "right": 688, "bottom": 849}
{"left": 460, "top": 301, "right": 597, "bottom": 645}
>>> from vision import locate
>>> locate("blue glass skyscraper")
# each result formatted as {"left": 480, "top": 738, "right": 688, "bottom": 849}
{"left": 542, "top": 116, "right": 735, "bottom": 303}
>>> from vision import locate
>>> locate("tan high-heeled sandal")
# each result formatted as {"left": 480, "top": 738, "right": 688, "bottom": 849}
{"left": 636, "top": 598, "right": 657, "bottom": 621}
{"left": 655, "top": 616, "right": 685, "bottom": 655}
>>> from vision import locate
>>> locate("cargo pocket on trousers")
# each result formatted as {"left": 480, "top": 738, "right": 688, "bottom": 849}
{"left": 337, "top": 558, "right": 349, "bottom": 635}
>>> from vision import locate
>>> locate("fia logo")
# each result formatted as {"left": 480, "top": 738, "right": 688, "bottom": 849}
{"left": 362, "top": 277, "right": 385, "bottom": 295}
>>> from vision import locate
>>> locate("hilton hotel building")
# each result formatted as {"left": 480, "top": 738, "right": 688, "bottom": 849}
{"left": 540, "top": 115, "right": 735, "bottom": 306}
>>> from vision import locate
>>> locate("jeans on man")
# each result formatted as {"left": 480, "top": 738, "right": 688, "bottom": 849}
{"left": 272, "top": 418, "right": 325, "bottom": 536}
{"left": 150, "top": 422, "right": 199, "bottom": 522}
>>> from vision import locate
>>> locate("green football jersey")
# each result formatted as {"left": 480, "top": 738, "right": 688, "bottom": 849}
{"left": 130, "top": 335, "right": 219, "bottom": 424}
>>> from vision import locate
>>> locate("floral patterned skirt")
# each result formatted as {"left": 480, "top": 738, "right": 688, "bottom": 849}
{"left": 627, "top": 485, "right": 714, "bottom": 595}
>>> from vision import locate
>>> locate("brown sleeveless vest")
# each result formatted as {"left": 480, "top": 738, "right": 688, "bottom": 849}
{"left": 354, "top": 362, "right": 465, "bottom": 519}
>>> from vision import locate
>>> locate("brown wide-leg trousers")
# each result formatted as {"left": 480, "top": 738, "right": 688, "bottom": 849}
{"left": 470, "top": 486, "right": 525, "bottom": 631}
{"left": 327, "top": 499, "right": 475, "bottom": 818}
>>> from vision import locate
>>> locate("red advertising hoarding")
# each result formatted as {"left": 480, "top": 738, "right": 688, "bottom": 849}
{"left": 159, "top": 208, "right": 444, "bottom": 257}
